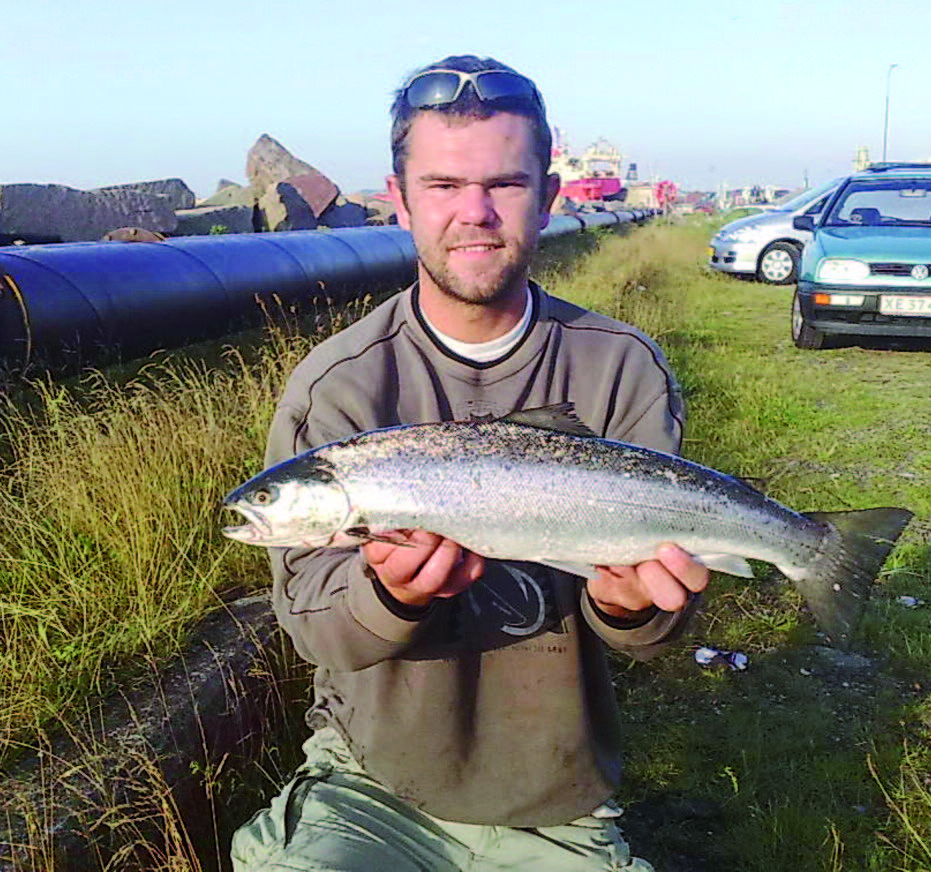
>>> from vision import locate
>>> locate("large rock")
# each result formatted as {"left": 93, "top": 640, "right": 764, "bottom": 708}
{"left": 0, "top": 184, "right": 178, "bottom": 242}
{"left": 197, "top": 182, "right": 261, "bottom": 209}
{"left": 283, "top": 173, "right": 339, "bottom": 219}
{"left": 344, "top": 190, "right": 396, "bottom": 225}
{"left": 318, "top": 194, "right": 367, "bottom": 228}
{"left": 257, "top": 182, "right": 318, "bottom": 232}
{"left": 174, "top": 204, "right": 255, "bottom": 236}
{"left": 246, "top": 134, "right": 339, "bottom": 204}
{"left": 94, "top": 178, "right": 196, "bottom": 211}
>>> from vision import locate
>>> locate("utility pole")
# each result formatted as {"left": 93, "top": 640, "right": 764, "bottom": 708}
{"left": 883, "top": 63, "right": 899, "bottom": 163}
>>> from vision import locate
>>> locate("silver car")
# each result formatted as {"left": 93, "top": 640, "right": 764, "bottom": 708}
{"left": 707, "top": 177, "right": 843, "bottom": 284}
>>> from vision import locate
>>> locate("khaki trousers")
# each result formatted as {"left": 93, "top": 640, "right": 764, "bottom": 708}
{"left": 231, "top": 728, "right": 654, "bottom": 872}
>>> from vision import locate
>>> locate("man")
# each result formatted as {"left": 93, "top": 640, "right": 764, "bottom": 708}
{"left": 231, "top": 55, "right": 708, "bottom": 871}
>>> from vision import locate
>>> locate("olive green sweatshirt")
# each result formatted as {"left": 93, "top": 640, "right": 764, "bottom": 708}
{"left": 264, "top": 283, "right": 694, "bottom": 827}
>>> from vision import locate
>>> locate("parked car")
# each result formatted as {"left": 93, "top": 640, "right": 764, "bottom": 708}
{"left": 707, "top": 177, "right": 843, "bottom": 284}
{"left": 791, "top": 163, "right": 931, "bottom": 349}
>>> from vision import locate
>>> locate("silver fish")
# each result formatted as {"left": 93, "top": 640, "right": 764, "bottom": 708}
{"left": 223, "top": 405, "right": 912, "bottom": 642}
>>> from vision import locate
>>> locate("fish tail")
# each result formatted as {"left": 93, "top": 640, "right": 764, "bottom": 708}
{"left": 781, "top": 507, "right": 913, "bottom": 645}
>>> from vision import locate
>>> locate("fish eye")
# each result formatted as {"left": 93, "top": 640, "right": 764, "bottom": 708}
{"left": 249, "top": 485, "right": 278, "bottom": 506}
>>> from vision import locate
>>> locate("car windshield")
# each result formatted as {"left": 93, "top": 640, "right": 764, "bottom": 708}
{"left": 775, "top": 178, "right": 840, "bottom": 213}
{"left": 824, "top": 178, "right": 931, "bottom": 227}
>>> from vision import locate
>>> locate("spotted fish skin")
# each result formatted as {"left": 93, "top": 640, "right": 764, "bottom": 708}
{"left": 223, "top": 406, "right": 912, "bottom": 643}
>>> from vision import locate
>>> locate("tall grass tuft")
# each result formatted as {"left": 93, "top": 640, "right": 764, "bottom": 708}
{"left": 871, "top": 697, "right": 931, "bottom": 870}
{"left": 538, "top": 222, "right": 696, "bottom": 340}
{"left": 0, "top": 297, "right": 372, "bottom": 764}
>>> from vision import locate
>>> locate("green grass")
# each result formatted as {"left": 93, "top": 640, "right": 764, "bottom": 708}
{"left": 542, "top": 215, "right": 931, "bottom": 871}
{"left": 0, "top": 300, "right": 378, "bottom": 765}
{"left": 2, "top": 218, "right": 929, "bottom": 869}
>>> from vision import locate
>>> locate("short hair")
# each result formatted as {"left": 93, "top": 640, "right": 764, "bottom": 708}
{"left": 390, "top": 55, "right": 552, "bottom": 190}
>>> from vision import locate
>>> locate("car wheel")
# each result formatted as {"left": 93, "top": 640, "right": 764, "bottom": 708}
{"left": 791, "top": 290, "right": 825, "bottom": 349}
{"left": 757, "top": 242, "right": 800, "bottom": 284}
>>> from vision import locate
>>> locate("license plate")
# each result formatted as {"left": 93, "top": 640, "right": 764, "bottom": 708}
{"left": 879, "top": 295, "right": 931, "bottom": 316}
{"left": 707, "top": 246, "right": 714, "bottom": 260}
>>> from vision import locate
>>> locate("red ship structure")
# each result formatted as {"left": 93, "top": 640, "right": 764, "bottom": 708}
{"left": 550, "top": 128, "right": 626, "bottom": 202}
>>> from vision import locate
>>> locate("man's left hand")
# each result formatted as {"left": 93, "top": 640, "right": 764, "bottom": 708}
{"left": 588, "top": 544, "right": 709, "bottom": 619}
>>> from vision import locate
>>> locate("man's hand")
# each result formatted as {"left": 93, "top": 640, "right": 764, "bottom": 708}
{"left": 363, "top": 530, "right": 484, "bottom": 608}
{"left": 588, "top": 544, "right": 709, "bottom": 619}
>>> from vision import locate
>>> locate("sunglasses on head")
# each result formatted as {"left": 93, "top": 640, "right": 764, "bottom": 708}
{"left": 402, "top": 69, "right": 543, "bottom": 110}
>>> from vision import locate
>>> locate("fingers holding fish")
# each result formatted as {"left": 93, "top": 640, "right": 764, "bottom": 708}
{"left": 590, "top": 545, "right": 709, "bottom": 616}
{"left": 363, "top": 531, "right": 485, "bottom": 608}
{"left": 653, "top": 543, "right": 711, "bottom": 595}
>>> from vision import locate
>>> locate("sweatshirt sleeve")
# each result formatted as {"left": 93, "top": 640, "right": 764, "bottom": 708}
{"left": 580, "top": 589, "right": 701, "bottom": 661}
{"left": 263, "top": 362, "right": 435, "bottom": 672}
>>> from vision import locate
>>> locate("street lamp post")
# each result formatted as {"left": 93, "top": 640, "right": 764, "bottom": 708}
{"left": 883, "top": 63, "right": 899, "bottom": 163}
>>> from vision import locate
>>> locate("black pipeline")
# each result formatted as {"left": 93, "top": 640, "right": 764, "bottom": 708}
{"left": 0, "top": 210, "right": 647, "bottom": 374}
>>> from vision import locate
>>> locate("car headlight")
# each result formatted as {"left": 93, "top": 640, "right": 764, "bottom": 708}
{"left": 816, "top": 259, "right": 870, "bottom": 283}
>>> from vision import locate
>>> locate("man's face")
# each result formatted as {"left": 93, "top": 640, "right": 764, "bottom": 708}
{"left": 387, "top": 112, "right": 559, "bottom": 306}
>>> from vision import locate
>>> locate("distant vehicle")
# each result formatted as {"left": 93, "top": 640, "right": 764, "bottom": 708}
{"left": 707, "top": 177, "right": 843, "bottom": 284}
{"left": 791, "top": 163, "right": 931, "bottom": 349}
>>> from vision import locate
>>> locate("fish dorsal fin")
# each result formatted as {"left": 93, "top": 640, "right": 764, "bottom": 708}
{"left": 501, "top": 403, "right": 598, "bottom": 438}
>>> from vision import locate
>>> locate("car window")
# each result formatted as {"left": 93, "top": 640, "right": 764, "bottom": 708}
{"left": 778, "top": 177, "right": 841, "bottom": 213}
{"left": 803, "top": 195, "right": 831, "bottom": 216}
{"left": 824, "top": 179, "right": 931, "bottom": 226}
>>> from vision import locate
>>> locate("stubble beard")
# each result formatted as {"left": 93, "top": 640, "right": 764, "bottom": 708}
{"left": 417, "top": 237, "right": 537, "bottom": 307}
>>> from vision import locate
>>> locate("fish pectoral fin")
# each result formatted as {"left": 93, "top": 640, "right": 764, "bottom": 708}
{"left": 337, "top": 526, "right": 415, "bottom": 548}
{"left": 694, "top": 553, "right": 755, "bottom": 578}
{"left": 538, "top": 560, "right": 601, "bottom": 579}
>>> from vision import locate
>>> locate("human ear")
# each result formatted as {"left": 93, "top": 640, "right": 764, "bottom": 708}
{"left": 539, "top": 173, "right": 561, "bottom": 228}
{"left": 386, "top": 174, "right": 411, "bottom": 230}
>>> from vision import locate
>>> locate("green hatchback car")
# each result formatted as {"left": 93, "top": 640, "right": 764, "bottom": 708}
{"left": 791, "top": 163, "right": 931, "bottom": 349}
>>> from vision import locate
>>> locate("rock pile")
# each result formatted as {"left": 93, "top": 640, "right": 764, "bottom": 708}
{"left": 0, "top": 182, "right": 184, "bottom": 243}
{"left": 0, "top": 135, "right": 395, "bottom": 245}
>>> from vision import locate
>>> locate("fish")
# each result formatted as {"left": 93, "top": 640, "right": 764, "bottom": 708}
{"left": 223, "top": 404, "right": 913, "bottom": 643}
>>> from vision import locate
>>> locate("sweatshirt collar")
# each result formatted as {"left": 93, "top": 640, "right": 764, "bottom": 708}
{"left": 419, "top": 286, "right": 533, "bottom": 363}
{"left": 410, "top": 282, "right": 543, "bottom": 372}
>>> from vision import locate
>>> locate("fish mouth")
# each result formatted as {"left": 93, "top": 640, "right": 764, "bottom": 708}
{"left": 222, "top": 505, "right": 273, "bottom": 543}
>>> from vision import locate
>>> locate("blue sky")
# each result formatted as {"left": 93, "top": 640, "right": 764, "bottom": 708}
{"left": 4, "top": 0, "right": 929, "bottom": 198}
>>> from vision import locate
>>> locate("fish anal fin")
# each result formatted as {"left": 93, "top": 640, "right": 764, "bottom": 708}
{"left": 694, "top": 553, "right": 755, "bottom": 578}
{"left": 539, "top": 560, "right": 600, "bottom": 579}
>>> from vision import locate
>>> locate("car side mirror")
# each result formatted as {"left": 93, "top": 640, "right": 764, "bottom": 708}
{"left": 793, "top": 215, "right": 816, "bottom": 232}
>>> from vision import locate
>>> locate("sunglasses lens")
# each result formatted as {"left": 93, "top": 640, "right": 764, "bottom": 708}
{"left": 474, "top": 71, "right": 536, "bottom": 102}
{"left": 405, "top": 72, "right": 463, "bottom": 108}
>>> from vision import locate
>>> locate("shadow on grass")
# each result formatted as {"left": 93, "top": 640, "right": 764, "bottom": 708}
{"left": 612, "top": 631, "right": 925, "bottom": 872}
{"left": 0, "top": 594, "right": 314, "bottom": 872}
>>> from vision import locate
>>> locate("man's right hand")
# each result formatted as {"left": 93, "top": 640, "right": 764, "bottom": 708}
{"left": 362, "top": 530, "right": 484, "bottom": 608}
